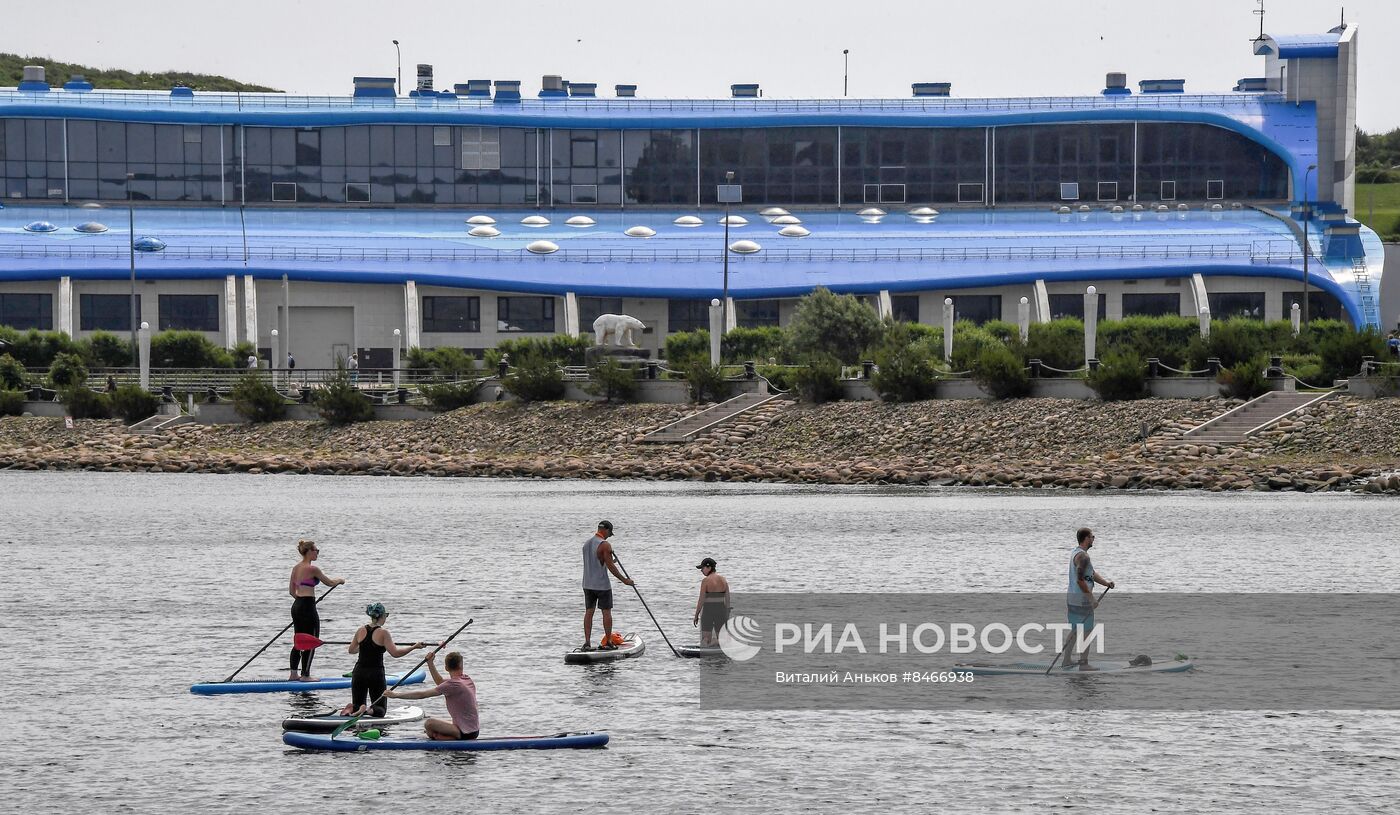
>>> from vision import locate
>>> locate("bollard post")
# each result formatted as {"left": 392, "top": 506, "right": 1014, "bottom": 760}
{"left": 497, "top": 354, "right": 509, "bottom": 379}
{"left": 1147, "top": 357, "right": 1160, "bottom": 378}
{"left": 397, "top": 387, "right": 408, "bottom": 404}
{"left": 861, "top": 360, "right": 874, "bottom": 379}
{"left": 161, "top": 385, "right": 174, "bottom": 403}
{"left": 1361, "top": 355, "right": 1375, "bottom": 377}
{"left": 1028, "top": 358, "right": 1042, "bottom": 378}
{"left": 1088, "top": 358, "right": 1100, "bottom": 372}
{"left": 646, "top": 360, "right": 658, "bottom": 380}
{"left": 744, "top": 361, "right": 756, "bottom": 379}
{"left": 206, "top": 386, "right": 219, "bottom": 403}
{"left": 1207, "top": 357, "right": 1221, "bottom": 375}
{"left": 1268, "top": 355, "right": 1283, "bottom": 377}
{"left": 300, "top": 387, "right": 312, "bottom": 404}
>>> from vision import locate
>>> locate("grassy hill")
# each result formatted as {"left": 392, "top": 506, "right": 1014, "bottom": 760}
{"left": 1355, "top": 183, "right": 1400, "bottom": 241}
{"left": 1, "top": 53, "right": 279, "bottom": 92}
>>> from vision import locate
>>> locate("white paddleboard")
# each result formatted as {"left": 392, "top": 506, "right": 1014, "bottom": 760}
{"left": 676, "top": 643, "right": 725, "bottom": 659}
{"left": 281, "top": 705, "right": 425, "bottom": 732}
{"left": 957, "top": 656, "right": 1194, "bottom": 676}
{"left": 564, "top": 633, "right": 646, "bottom": 664}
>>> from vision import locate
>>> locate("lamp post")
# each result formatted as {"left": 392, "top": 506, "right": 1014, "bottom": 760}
{"left": 392, "top": 40, "right": 402, "bottom": 96}
{"left": 843, "top": 49, "right": 849, "bottom": 97}
{"left": 393, "top": 328, "right": 402, "bottom": 387}
{"left": 1302, "top": 163, "right": 1317, "bottom": 325}
{"left": 722, "top": 171, "right": 734, "bottom": 332}
{"left": 127, "top": 172, "right": 137, "bottom": 365}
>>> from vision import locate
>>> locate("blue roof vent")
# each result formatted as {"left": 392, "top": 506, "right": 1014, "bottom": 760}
{"left": 615, "top": 84, "right": 637, "bottom": 98}
{"left": 17, "top": 65, "right": 49, "bottom": 92}
{"left": 458, "top": 79, "right": 492, "bottom": 98}
{"left": 23, "top": 220, "right": 59, "bottom": 233}
{"left": 133, "top": 236, "right": 167, "bottom": 252}
{"left": 1138, "top": 79, "right": 1185, "bottom": 94}
{"left": 539, "top": 75, "right": 568, "bottom": 99}
{"left": 911, "top": 82, "right": 951, "bottom": 97}
{"left": 1102, "top": 72, "right": 1130, "bottom": 96}
{"left": 170, "top": 85, "right": 194, "bottom": 98}
{"left": 568, "top": 82, "right": 597, "bottom": 98}
{"left": 63, "top": 74, "right": 94, "bottom": 92}
{"left": 731, "top": 83, "right": 760, "bottom": 98}
{"left": 492, "top": 80, "right": 521, "bottom": 102}
{"left": 437, "top": 89, "right": 456, "bottom": 99}
{"left": 1233, "top": 77, "right": 1269, "bottom": 92}
{"left": 352, "top": 76, "right": 396, "bottom": 98}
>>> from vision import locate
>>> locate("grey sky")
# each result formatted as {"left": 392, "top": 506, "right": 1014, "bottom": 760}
{"left": 3, "top": 0, "right": 1396, "bottom": 131}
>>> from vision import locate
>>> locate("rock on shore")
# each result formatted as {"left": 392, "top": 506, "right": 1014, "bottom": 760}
{"left": 1, "top": 397, "right": 1398, "bottom": 494}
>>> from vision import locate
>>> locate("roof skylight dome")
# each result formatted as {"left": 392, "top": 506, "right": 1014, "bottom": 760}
{"left": 720, "top": 215, "right": 748, "bottom": 226}
{"left": 778, "top": 225, "right": 810, "bottom": 237}
{"left": 770, "top": 215, "right": 801, "bottom": 225}
{"left": 565, "top": 215, "right": 595, "bottom": 227}
{"left": 857, "top": 207, "right": 885, "bottom": 217}
{"left": 23, "top": 221, "right": 58, "bottom": 233}
{"left": 521, "top": 215, "right": 550, "bottom": 226}
{"left": 74, "top": 222, "right": 109, "bottom": 233}
{"left": 674, "top": 215, "right": 703, "bottom": 227}
{"left": 728, "top": 239, "right": 761, "bottom": 254}
{"left": 759, "top": 207, "right": 789, "bottom": 217}
{"left": 466, "top": 215, "right": 496, "bottom": 225}
{"left": 525, "top": 240, "right": 559, "bottom": 254}
{"left": 468, "top": 225, "right": 501, "bottom": 237}
{"left": 908, "top": 207, "right": 938, "bottom": 217}
{"left": 625, "top": 226, "right": 656, "bottom": 238}
{"left": 133, "top": 236, "right": 166, "bottom": 251}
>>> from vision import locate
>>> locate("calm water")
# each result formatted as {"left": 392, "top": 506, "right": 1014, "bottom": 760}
{"left": 2, "top": 472, "right": 1397, "bottom": 814}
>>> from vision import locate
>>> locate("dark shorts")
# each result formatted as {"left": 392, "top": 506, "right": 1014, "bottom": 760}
{"left": 457, "top": 729, "right": 479, "bottom": 740}
{"left": 583, "top": 588, "right": 614, "bottom": 610}
{"left": 699, "top": 602, "right": 729, "bottom": 636}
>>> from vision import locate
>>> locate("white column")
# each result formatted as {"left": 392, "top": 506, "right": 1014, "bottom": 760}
{"left": 1032, "top": 280, "right": 1050, "bottom": 323}
{"left": 393, "top": 328, "right": 402, "bottom": 387}
{"left": 223, "top": 275, "right": 238, "bottom": 349}
{"left": 942, "top": 297, "right": 954, "bottom": 363}
{"left": 1017, "top": 297, "right": 1030, "bottom": 342}
{"left": 1291, "top": 302, "right": 1301, "bottom": 336}
{"left": 138, "top": 322, "right": 151, "bottom": 389}
{"left": 877, "top": 290, "right": 893, "bottom": 320}
{"left": 724, "top": 297, "right": 737, "bottom": 332}
{"left": 1084, "top": 286, "right": 1098, "bottom": 364}
{"left": 563, "top": 291, "right": 580, "bottom": 337}
{"left": 58, "top": 277, "right": 73, "bottom": 336}
{"left": 1198, "top": 307, "right": 1211, "bottom": 339}
{"left": 403, "top": 280, "right": 422, "bottom": 348}
{"left": 243, "top": 275, "right": 258, "bottom": 349}
{"left": 281, "top": 274, "right": 290, "bottom": 356}
{"left": 708, "top": 299, "right": 723, "bottom": 366}
{"left": 1189, "top": 273, "right": 1209, "bottom": 319}
{"left": 271, "top": 329, "right": 280, "bottom": 372}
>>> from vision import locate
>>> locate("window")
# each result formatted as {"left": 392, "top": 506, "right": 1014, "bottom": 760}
{"left": 1207, "top": 292, "right": 1265, "bottom": 319}
{"left": 1121, "top": 293, "right": 1181, "bottom": 317}
{"left": 863, "top": 184, "right": 880, "bottom": 204}
{"left": 433, "top": 127, "right": 452, "bottom": 147}
{"left": 1097, "top": 181, "right": 1118, "bottom": 201}
{"left": 1060, "top": 182, "right": 1080, "bottom": 201}
{"left": 497, "top": 296, "right": 555, "bottom": 332}
{"left": 667, "top": 300, "right": 710, "bottom": 334}
{"left": 957, "top": 183, "right": 984, "bottom": 204}
{"left": 79, "top": 294, "right": 140, "bottom": 331}
{"left": 0, "top": 293, "right": 53, "bottom": 330}
{"left": 949, "top": 295, "right": 1002, "bottom": 325}
{"left": 571, "top": 184, "right": 598, "bottom": 204}
{"left": 345, "top": 182, "right": 370, "bottom": 203}
{"left": 461, "top": 127, "right": 501, "bottom": 170}
{"left": 891, "top": 295, "right": 920, "bottom": 323}
{"left": 1206, "top": 179, "right": 1225, "bottom": 200}
{"left": 1048, "top": 293, "right": 1106, "bottom": 321}
{"left": 737, "top": 299, "right": 780, "bottom": 328}
{"left": 578, "top": 297, "right": 623, "bottom": 330}
{"left": 272, "top": 182, "right": 297, "bottom": 202}
{"left": 1284, "top": 291, "right": 1344, "bottom": 322}
{"left": 421, "top": 296, "right": 480, "bottom": 332}
{"left": 1160, "top": 181, "right": 1176, "bottom": 201}
{"left": 183, "top": 126, "right": 202, "bottom": 144}
{"left": 158, "top": 294, "right": 219, "bottom": 331}
{"left": 879, "top": 183, "right": 906, "bottom": 204}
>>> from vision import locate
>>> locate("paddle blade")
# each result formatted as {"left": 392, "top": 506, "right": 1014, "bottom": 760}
{"left": 293, "top": 633, "right": 325, "bottom": 650}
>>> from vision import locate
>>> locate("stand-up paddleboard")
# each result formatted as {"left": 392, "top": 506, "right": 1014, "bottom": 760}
{"left": 283, "top": 730, "right": 610, "bottom": 752}
{"left": 282, "top": 706, "right": 425, "bottom": 732}
{"left": 677, "top": 643, "right": 725, "bottom": 659}
{"left": 956, "top": 656, "right": 1194, "bottom": 676}
{"left": 564, "top": 633, "right": 645, "bottom": 664}
{"left": 190, "top": 670, "right": 427, "bottom": 695}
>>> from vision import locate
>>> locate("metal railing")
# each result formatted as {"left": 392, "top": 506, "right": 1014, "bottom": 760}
{"left": 66, "top": 366, "right": 484, "bottom": 392}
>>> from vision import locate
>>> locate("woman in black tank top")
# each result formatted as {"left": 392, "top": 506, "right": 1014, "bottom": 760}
{"left": 341, "top": 603, "right": 426, "bottom": 717}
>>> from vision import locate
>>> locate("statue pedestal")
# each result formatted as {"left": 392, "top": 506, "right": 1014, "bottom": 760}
{"left": 586, "top": 346, "right": 652, "bottom": 366}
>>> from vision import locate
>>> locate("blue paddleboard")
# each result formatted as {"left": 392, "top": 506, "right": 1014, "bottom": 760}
{"left": 190, "top": 670, "right": 427, "bottom": 695}
{"left": 282, "top": 730, "right": 610, "bottom": 752}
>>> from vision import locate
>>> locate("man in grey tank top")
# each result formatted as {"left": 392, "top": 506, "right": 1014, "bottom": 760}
{"left": 581, "top": 520, "right": 633, "bottom": 650}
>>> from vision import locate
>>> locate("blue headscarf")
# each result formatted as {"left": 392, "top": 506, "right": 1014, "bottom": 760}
{"left": 365, "top": 602, "right": 386, "bottom": 620}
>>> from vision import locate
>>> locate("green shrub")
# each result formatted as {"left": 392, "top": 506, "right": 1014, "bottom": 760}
{"left": 1026, "top": 319, "right": 1085, "bottom": 371}
{"left": 497, "top": 335, "right": 591, "bottom": 366}
{"left": 419, "top": 380, "right": 482, "bottom": 411}
{"left": 0, "top": 354, "right": 26, "bottom": 390}
{"left": 1290, "top": 319, "right": 1351, "bottom": 355}
{"left": 1097, "top": 315, "right": 1198, "bottom": 367}
{"left": 722, "top": 326, "right": 787, "bottom": 364}
{"left": 503, "top": 354, "right": 566, "bottom": 402}
{"left": 0, "top": 389, "right": 25, "bottom": 416}
{"left": 972, "top": 344, "right": 1031, "bottom": 399}
{"left": 1088, "top": 352, "right": 1148, "bottom": 401}
{"left": 110, "top": 385, "right": 161, "bottom": 423}
{"left": 48, "top": 352, "right": 89, "bottom": 388}
{"left": 785, "top": 287, "right": 883, "bottom": 363}
{"left": 664, "top": 330, "right": 711, "bottom": 365}
{"left": 1281, "top": 354, "right": 1324, "bottom": 386}
{"left": 683, "top": 360, "right": 730, "bottom": 403}
{"left": 757, "top": 365, "right": 798, "bottom": 392}
{"left": 231, "top": 374, "right": 288, "bottom": 423}
{"left": 86, "top": 331, "right": 134, "bottom": 368}
{"left": 872, "top": 324, "right": 939, "bottom": 402}
{"left": 150, "top": 330, "right": 235, "bottom": 368}
{"left": 230, "top": 340, "right": 257, "bottom": 366}
{"left": 1218, "top": 355, "right": 1270, "bottom": 400}
{"left": 0, "top": 328, "right": 83, "bottom": 368}
{"left": 1184, "top": 319, "right": 1294, "bottom": 370}
{"left": 61, "top": 386, "right": 111, "bottom": 419}
{"left": 792, "top": 354, "right": 844, "bottom": 403}
{"left": 1316, "top": 327, "right": 1388, "bottom": 384}
{"left": 950, "top": 321, "right": 1022, "bottom": 373}
{"left": 583, "top": 357, "right": 639, "bottom": 403}
{"left": 405, "top": 346, "right": 478, "bottom": 376}
{"left": 313, "top": 367, "right": 374, "bottom": 424}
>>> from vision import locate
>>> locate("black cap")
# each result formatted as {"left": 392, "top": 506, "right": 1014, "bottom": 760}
{"left": 598, "top": 520, "right": 613, "bottom": 531}
{"left": 696, "top": 557, "right": 717, "bottom": 570}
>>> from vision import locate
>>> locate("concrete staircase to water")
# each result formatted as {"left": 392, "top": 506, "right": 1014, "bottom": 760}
{"left": 1183, "top": 391, "right": 1334, "bottom": 444}
{"left": 127, "top": 404, "right": 194, "bottom": 435}
{"left": 640, "top": 391, "right": 790, "bottom": 443}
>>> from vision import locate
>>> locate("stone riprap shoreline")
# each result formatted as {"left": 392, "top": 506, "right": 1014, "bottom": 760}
{"left": 2, "top": 397, "right": 1399, "bottom": 494}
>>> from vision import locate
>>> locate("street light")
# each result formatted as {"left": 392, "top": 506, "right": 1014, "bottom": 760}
{"left": 392, "top": 40, "right": 402, "bottom": 96}
{"left": 127, "top": 172, "right": 137, "bottom": 364}
{"left": 722, "top": 170, "right": 735, "bottom": 333}
{"left": 392, "top": 328, "right": 402, "bottom": 387}
{"left": 1302, "top": 163, "right": 1317, "bottom": 325}
{"left": 843, "top": 49, "right": 849, "bottom": 97}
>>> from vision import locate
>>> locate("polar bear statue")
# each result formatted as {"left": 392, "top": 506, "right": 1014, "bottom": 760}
{"left": 592, "top": 313, "right": 646, "bottom": 348}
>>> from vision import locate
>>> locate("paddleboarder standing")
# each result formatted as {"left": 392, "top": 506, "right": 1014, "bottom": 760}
{"left": 693, "top": 557, "right": 730, "bottom": 646}
{"left": 288, "top": 540, "right": 345, "bottom": 681}
{"left": 582, "top": 520, "right": 633, "bottom": 651}
{"left": 1065, "top": 528, "right": 1115, "bottom": 671}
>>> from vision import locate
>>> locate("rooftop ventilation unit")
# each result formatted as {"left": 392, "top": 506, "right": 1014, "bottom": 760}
{"left": 352, "top": 76, "right": 396, "bottom": 98}
{"left": 170, "top": 85, "right": 194, "bottom": 98}
{"left": 1233, "top": 77, "right": 1269, "bottom": 92}
{"left": 615, "top": 84, "right": 637, "bottom": 98}
{"left": 416, "top": 64, "right": 434, "bottom": 92}
{"left": 568, "top": 82, "right": 597, "bottom": 98}
{"left": 911, "top": 82, "right": 951, "bottom": 97}
{"left": 18, "top": 65, "right": 49, "bottom": 92}
{"left": 457, "top": 79, "right": 492, "bottom": 98}
{"left": 540, "top": 74, "right": 568, "bottom": 98}
{"left": 493, "top": 80, "right": 522, "bottom": 102}
{"left": 1102, "top": 72, "right": 1130, "bottom": 95}
{"left": 731, "top": 83, "right": 760, "bottom": 98}
{"left": 63, "top": 74, "right": 93, "bottom": 92}
{"left": 1138, "top": 78, "right": 1185, "bottom": 94}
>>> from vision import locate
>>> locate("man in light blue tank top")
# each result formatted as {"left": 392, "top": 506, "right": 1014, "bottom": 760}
{"left": 581, "top": 520, "right": 633, "bottom": 651}
{"left": 1064, "top": 527, "right": 1115, "bottom": 671}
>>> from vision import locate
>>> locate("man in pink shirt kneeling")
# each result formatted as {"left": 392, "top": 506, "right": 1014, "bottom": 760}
{"left": 385, "top": 649, "right": 479, "bottom": 740}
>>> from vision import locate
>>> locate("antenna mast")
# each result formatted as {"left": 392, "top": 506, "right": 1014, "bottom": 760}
{"left": 1253, "top": 0, "right": 1266, "bottom": 42}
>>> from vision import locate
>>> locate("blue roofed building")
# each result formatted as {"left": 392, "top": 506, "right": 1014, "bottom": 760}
{"left": 0, "top": 24, "right": 1385, "bottom": 369}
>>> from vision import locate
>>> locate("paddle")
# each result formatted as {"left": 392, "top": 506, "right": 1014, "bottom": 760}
{"left": 330, "top": 618, "right": 473, "bottom": 738}
{"left": 610, "top": 552, "right": 680, "bottom": 657}
{"left": 223, "top": 583, "right": 340, "bottom": 683}
{"left": 292, "top": 634, "right": 354, "bottom": 650}
{"left": 1047, "top": 587, "right": 1110, "bottom": 675}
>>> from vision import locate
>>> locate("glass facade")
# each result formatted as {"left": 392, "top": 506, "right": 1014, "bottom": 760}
{"left": 0, "top": 293, "right": 52, "bottom": 329}
{"left": 578, "top": 297, "right": 623, "bottom": 330}
{"left": 157, "top": 294, "right": 219, "bottom": 331}
{"left": 1284, "top": 291, "right": 1344, "bottom": 322}
{"left": 1122, "top": 292, "right": 1182, "bottom": 317}
{"left": 497, "top": 296, "right": 555, "bottom": 332}
{"left": 951, "top": 294, "right": 1002, "bottom": 324}
{"left": 891, "top": 295, "right": 920, "bottom": 323}
{"left": 1, "top": 117, "right": 1291, "bottom": 207}
{"left": 1048, "top": 293, "right": 1107, "bottom": 321}
{"left": 79, "top": 293, "right": 141, "bottom": 331}
{"left": 1207, "top": 291, "right": 1265, "bottom": 319}
{"left": 668, "top": 300, "right": 710, "bottom": 334}
{"left": 421, "top": 296, "right": 480, "bottom": 332}
{"left": 735, "top": 299, "right": 780, "bottom": 328}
